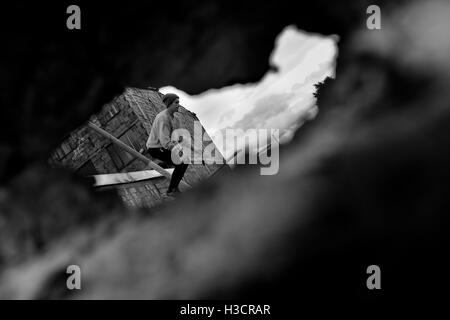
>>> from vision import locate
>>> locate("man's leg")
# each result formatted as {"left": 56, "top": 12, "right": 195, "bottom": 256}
{"left": 149, "top": 148, "right": 188, "bottom": 193}
{"left": 168, "top": 163, "right": 189, "bottom": 192}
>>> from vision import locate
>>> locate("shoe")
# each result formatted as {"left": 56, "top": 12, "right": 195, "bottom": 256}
{"left": 166, "top": 188, "right": 181, "bottom": 197}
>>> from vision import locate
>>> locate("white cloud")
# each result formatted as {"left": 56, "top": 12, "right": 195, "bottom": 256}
{"left": 160, "top": 25, "right": 338, "bottom": 157}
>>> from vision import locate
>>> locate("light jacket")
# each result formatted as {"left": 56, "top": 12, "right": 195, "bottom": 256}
{"left": 146, "top": 110, "right": 177, "bottom": 150}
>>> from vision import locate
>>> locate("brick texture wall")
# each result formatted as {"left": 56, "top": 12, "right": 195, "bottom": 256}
{"left": 50, "top": 94, "right": 149, "bottom": 175}
{"left": 97, "top": 177, "right": 170, "bottom": 209}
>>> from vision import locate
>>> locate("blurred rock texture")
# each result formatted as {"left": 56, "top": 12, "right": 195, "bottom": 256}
{"left": 0, "top": 0, "right": 449, "bottom": 306}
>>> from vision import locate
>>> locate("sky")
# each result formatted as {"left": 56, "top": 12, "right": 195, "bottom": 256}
{"left": 160, "top": 25, "right": 338, "bottom": 159}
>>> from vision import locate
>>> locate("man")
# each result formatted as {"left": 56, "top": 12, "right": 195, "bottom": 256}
{"left": 146, "top": 93, "right": 189, "bottom": 196}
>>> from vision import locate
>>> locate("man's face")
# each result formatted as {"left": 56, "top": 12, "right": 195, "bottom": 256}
{"left": 168, "top": 98, "right": 180, "bottom": 113}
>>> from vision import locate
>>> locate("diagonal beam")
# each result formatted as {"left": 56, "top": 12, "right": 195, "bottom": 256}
{"left": 87, "top": 122, "right": 176, "bottom": 181}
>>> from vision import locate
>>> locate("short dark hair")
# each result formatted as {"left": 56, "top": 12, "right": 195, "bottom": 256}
{"left": 162, "top": 93, "right": 179, "bottom": 107}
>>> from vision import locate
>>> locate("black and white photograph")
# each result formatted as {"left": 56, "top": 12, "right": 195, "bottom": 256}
{"left": 0, "top": 0, "right": 449, "bottom": 315}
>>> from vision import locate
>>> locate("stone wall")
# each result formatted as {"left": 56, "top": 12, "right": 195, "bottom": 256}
{"left": 97, "top": 177, "right": 170, "bottom": 209}
{"left": 50, "top": 94, "right": 149, "bottom": 175}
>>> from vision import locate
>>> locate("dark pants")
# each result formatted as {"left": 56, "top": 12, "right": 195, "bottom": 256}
{"left": 148, "top": 147, "right": 189, "bottom": 192}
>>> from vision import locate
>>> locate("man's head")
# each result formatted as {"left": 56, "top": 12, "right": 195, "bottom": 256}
{"left": 163, "top": 93, "right": 180, "bottom": 115}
